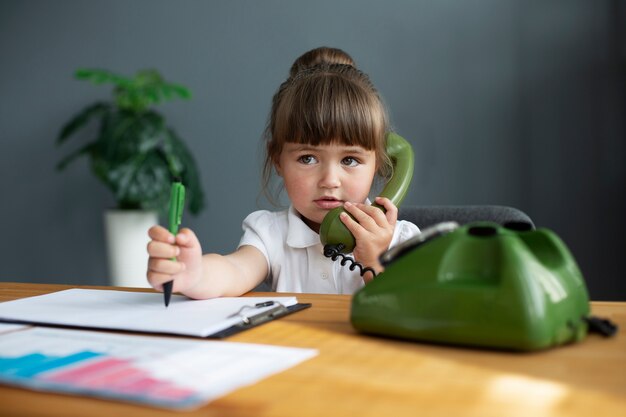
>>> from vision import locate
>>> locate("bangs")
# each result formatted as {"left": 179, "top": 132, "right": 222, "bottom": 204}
{"left": 274, "top": 70, "right": 386, "bottom": 150}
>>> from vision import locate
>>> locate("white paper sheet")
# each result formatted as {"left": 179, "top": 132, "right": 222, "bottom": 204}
{"left": 0, "top": 323, "right": 29, "bottom": 334}
{"left": 0, "top": 327, "right": 317, "bottom": 409}
{"left": 0, "top": 289, "right": 298, "bottom": 337}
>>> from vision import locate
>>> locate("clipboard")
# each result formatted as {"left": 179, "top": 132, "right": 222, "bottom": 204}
{"left": 210, "top": 301, "right": 312, "bottom": 338}
{"left": 0, "top": 289, "right": 312, "bottom": 339}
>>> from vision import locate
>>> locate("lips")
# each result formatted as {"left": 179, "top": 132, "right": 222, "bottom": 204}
{"left": 314, "top": 197, "right": 344, "bottom": 210}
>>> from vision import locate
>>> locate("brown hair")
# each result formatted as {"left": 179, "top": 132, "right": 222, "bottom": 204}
{"left": 262, "top": 48, "right": 392, "bottom": 204}
{"left": 289, "top": 47, "right": 355, "bottom": 76}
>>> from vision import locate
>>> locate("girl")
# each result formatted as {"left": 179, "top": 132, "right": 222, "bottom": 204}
{"left": 146, "top": 47, "right": 420, "bottom": 297}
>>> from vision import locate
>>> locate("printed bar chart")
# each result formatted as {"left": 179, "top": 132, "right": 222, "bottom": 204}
{"left": 0, "top": 327, "right": 317, "bottom": 409}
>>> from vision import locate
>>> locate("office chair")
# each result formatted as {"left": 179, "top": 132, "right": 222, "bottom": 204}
{"left": 398, "top": 205, "right": 534, "bottom": 231}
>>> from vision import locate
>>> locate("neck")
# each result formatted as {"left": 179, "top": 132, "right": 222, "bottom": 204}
{"left": 299, "top": 212, "right": 321, "bottom": 234}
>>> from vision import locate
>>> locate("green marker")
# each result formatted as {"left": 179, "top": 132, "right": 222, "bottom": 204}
{"left": 164, "top": 181, "right": 185, "bottom": 307}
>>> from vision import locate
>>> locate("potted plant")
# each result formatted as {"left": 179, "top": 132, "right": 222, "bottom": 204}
{"left": 56, "top": 68, "right": 205, "bottom": 287}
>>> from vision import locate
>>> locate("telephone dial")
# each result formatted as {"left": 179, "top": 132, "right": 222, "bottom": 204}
{"left": 319, "top": 132, "right": 414, "bottom": 276}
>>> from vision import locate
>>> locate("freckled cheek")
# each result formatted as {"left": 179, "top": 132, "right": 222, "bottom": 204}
{"left": 343, "top": 177, "right": 374, "bottom": 201}
{"left": 283, "top": 174, "right": 315, "bottom": 201}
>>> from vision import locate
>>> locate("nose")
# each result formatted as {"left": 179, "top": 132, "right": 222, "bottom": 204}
{"left": 318, "top": 163, "right": 341, "bottom": 189}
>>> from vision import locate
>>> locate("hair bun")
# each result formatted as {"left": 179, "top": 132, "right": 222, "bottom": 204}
{"left": 289, "top": 47, "right": 356, "bottom": 77}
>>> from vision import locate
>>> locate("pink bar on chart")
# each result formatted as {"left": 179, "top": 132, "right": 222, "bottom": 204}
{"left": 150, "top": 384, "right": 197, "bottom": 401}
{"left": 41, "top": 357, "right": 128, "bottom": 383}
{"left": 35, "top": 353, "right": 198, "bottom": 403}
{"left": 119, "top": 376, "right": 164, "bottom": 394}
{"left": 80, "top": 366, "right": 147, "bottom": 389}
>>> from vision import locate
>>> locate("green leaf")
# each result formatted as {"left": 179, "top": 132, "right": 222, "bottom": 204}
{"left": 144, "top": 86, "right": 161, "bottom": 105}
{"left": 75, "top": 69, "right": 132, "bottom": 87}
{"left": 158, "top": 84, "right": 175, "bottom": 100}
{"left": 137, "top": 112, "right": 167, "bottom": 153}
{"left": 170, "top": 84, "right": 192, "bottom": 100}
{"left": 109, "top": 154, "right": 147, "bottom": 203}
{"left": 134, "top": 69, "right": 163, "bottom": 86}
{"left": 56, "top": 142, "right": 96, "bottom": 171}
{"left": 126, "top": 153, "right": 172, "bottom": 211}
{"left": 56, "top": 102, "right": 111, "bottom": 144}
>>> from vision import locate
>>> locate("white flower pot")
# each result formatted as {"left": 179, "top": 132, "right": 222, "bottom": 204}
{"left": 104, "top": 210, "right": 159, "bottom": 288}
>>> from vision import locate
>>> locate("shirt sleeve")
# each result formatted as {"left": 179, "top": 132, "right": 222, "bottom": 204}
{"left": 389, "top": 219, "right": 420, "bottom": 249}
{"left": 237, "top": 210, "right": 272, "bottom": 276}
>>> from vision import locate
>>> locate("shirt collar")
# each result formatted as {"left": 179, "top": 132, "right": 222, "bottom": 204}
{"left": 286, "top": 205, "right": 322, "bottom": 248}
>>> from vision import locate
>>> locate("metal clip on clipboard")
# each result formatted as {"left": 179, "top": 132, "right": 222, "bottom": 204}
{"left": 229, "top": 302, "right": 289, "bottom": 326}
{"left": 216, "top": 301, "right": 311, "bottom": 338}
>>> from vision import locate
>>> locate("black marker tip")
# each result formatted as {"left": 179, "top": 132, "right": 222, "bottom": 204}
{"left": 163, "top": 281, "right": 173, "bottom": 307}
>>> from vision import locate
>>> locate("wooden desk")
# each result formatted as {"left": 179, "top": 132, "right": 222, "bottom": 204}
{"left": 0, "top": 283, "right": 624, "bottom": 417}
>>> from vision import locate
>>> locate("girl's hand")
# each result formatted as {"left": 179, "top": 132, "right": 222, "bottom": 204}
{"left": 146, "top": 226, "right": 204, "bottom": 294}
{"left": 339, "top": 196, "right": 397, "bottom": 282}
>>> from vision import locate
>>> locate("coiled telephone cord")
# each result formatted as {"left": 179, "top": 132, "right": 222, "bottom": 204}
{"left": 323, "top": 244, "right": 377, "bottom": 278}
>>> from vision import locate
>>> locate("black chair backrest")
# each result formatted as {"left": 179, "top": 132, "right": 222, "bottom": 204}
{"left": 398, "top": 205, "right": 535, "bottom": 231}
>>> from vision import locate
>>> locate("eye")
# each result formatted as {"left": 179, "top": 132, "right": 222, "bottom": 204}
{"left": 341, "top": 157, "right": 360, "bottom": 167}
{"left": 298, "top": 155, "right": 317, "bottom": 165}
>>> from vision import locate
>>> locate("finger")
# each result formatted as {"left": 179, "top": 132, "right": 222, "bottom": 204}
{"left": 354, "top": 203, "right": 391, "bottom": 228}
{"left": 148, "top": 258, "right": 186, "bottom": 275}
{"left": 147, "top": 271, "right": 172, "bottom": 291}
{"left": 148, "top": 225, "right": 175, "bottom": 243}
{"left": 339, "top": 211, "right": 365, "bottom": 238}
{"left": 375, "top": 197, "right": 398, "bottom": 225}
{"left": 343, "top": 202, "right": 377, "bottom": 229}
{"left": 175, "top": 228, "right": 201, "bottom": 249}
{"left": 147, "top": 240, "right": 180, "bottom": 258}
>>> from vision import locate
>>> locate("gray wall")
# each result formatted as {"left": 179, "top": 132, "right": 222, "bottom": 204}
{"left": 1, "top": 0, "right": 624, "bottom": 300}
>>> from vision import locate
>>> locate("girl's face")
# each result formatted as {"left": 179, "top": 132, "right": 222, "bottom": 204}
{"left": 276, "top": 142, "right": 377, "bottom": 232}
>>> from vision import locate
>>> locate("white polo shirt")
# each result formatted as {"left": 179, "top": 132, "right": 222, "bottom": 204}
{"left": 238, "top": 205, "right": 420, "bottom": 294}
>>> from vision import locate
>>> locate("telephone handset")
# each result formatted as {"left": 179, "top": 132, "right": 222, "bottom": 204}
{"left": 320, "top": 133, "right": 414, "bottom": 276}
